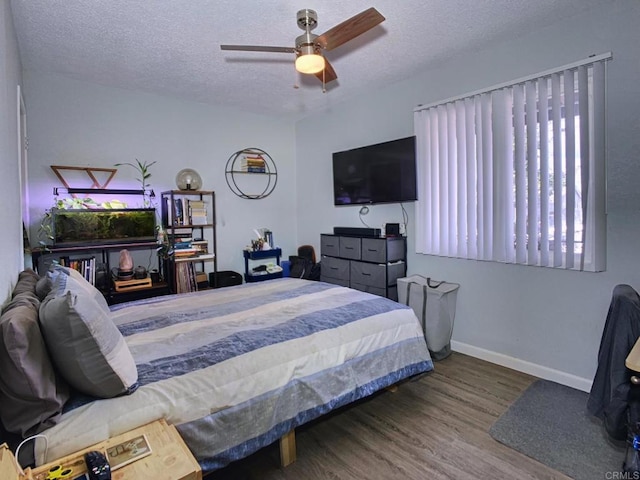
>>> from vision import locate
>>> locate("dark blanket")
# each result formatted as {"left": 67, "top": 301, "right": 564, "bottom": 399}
{"left": 587, "top": 284, "right": 640, "bottom": 440}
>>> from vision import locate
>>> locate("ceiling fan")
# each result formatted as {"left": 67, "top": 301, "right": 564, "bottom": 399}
{"left": 220, "top": 7, "right": 385, "bottom": 86}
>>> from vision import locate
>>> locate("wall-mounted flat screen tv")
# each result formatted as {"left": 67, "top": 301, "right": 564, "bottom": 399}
{"left": 332, "top": 136, "right": 417, "bottom": 206}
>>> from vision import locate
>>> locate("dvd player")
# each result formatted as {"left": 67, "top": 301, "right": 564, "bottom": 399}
{"left": 333, "top": 227, "right": 382, "bottom": 237}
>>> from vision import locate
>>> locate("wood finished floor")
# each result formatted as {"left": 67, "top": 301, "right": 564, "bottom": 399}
{"left": 205, "top": 352, "right": 571, "bottom": 479}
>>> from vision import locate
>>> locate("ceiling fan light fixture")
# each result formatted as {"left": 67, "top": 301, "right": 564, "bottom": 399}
{"left": 295, "top": 42, "right": 325, "bottom": 74}
{"left": 295, "top": 53, "right": 325, "bottom": 74}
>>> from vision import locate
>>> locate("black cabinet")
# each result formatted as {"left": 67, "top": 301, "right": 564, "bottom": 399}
{"left": 320, "top": 234, "right": 406, "bottom": 301}
{"left": 31, "top": 241, "right": 171, "bottom": 305}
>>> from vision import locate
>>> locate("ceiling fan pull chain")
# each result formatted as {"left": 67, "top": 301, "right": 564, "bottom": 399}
{"left": 322, "top": 67, "right": 326, "bottom": 93}
{"left": 293, "top": 59, "right": 300, "bottom": 89}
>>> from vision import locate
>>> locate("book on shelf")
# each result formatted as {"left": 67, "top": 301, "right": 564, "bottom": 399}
{"left": 58, "top": 256, "right": 96, "bottom": 285}
{"left": 191, "top": 240, "right": 208, "bottom": 254}
{"left": 174, "top": 262, "right": 197, "bottom": 293}
{"left": 173, "top": 253, "right": 215, "bottom": 263}
{"left": 187, "top": 199, "right": 208, "bottom": 225}
{"left": 167, "top": 227, "right": 193, "bottom": 236}
{"left": 173, "top": 248, "right": 198, "bottom": 257}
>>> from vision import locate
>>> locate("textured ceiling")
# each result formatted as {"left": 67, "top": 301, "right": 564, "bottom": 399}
{"left": 10, "top": 0, "right": 609, "bottom": 118}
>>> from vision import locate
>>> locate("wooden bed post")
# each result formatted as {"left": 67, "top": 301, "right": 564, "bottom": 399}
{"left": 279, "top": 430, "right": 296, "bottom": 467}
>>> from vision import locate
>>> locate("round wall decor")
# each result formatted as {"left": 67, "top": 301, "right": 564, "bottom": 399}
{"left": 225, "top": 148, "right": 277, "bottom": 199}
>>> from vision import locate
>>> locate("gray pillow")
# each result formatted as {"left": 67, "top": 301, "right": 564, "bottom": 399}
{"left": 35, "top": 275, "right": 53, "bottom": 301}
{"left": 11, "top": 269, "right": 39, "bottom": 297}
{"left": 0, "top": 298, "right": 70, "bottom": 436}
{"left": 39, "top": 274, "right": 138, "bottom": 398}
{"left": 1, "top": 291, "right": 40, "bottom": 315}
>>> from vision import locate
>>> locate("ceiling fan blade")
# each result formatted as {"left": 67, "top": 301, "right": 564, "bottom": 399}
{"left": 221, "top": 45, "right": 296, "bottom": 54}
{"left": 314, "top": 58, "right": 337, "bottom": 84}
{"left": 316, "top": 7, "right": 385, "bottom": 51}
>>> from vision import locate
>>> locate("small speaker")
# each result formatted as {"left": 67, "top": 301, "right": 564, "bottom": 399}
{"left": 385, "top": 223, "right": 400, "bottom": 237}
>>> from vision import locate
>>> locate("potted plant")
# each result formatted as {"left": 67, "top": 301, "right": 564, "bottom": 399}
{"left": 115, "top": 159, "right": 157, "bottom": 207}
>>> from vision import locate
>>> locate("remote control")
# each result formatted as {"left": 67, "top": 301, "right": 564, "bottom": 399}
{"left": 84, "top": 450, "right": 111, "bottom": 480}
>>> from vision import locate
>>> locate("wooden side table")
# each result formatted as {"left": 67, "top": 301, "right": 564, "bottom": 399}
{"left": 0, "top": 443, "right": 23, "bottom": 480}
{"left": 26, "top": 419, "right": 201, "bottom": 480}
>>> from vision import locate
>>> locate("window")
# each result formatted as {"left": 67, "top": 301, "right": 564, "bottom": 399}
{"left": 413, "top": 54, "right": 609, "bottom": 271}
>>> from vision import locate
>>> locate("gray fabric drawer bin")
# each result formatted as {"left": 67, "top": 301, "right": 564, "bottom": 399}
{"left": 350, "top": 262, "right": 386, "bottom": 288}
{"left": 361, "top": 237, "right": 406, "bottom": 263}
{"left": 320, "top": 256, "right": 350, "bottom": 282}
{"left": 339, "top": 236, "right": 361, "bottom": 260}
{"left": 398, "top": 275, "right": 460, "bottom": 361}
{"left": 351, "top": 282, "right": 386, "bottom": 298}
{"left": 320, "top": 234, "right": 340, "bottom": 257}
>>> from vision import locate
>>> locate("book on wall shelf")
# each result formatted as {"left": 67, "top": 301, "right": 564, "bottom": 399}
{"left": 240, "top": 155, "right": 266, "bottom": 173}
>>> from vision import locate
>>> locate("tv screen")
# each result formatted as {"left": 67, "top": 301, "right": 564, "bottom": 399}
{"left": 332, "top": 136, "right": 417, "bottom": 206}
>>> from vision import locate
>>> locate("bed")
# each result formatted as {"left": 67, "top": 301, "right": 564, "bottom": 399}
{"left": 0, "top": 268, "right": 433, "bottom": 473}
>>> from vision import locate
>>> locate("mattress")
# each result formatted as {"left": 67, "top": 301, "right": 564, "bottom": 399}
{"left": 36, "top": 278, "right": 433, "bottom": 471}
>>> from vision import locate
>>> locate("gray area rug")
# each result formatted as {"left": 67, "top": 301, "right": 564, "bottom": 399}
{"left": 489, "top": 379, "right": 627, "bottom": 480}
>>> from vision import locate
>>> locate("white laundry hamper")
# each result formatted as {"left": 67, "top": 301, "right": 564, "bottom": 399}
{"left": 397, "top": 275, "right": 460, "bottom": 361}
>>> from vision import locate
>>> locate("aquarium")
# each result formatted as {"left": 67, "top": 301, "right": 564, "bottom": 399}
{"left": 52, "top": 208, "right": 156, "bottom": 246}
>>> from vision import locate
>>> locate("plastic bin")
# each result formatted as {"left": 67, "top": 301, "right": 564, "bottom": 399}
{"left": 397, "top": 275, "right": 460, "bottom": 361}
{"left": 209, "top": 270, "right": 243, "bottom": 288}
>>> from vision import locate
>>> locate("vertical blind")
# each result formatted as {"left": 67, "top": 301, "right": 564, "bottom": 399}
{"left": 414, "top": 54, "right": 609, "bottom": 271}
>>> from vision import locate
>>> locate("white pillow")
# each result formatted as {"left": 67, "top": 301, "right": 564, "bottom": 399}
{"left": 49, "top": 265, "right": 110, "bottom": 313}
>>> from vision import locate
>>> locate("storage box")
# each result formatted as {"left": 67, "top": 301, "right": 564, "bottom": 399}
{"left": 209, "top": 271, "right": 243, "bottom": 288}
{"left": 113, "top": 277, "right": 153, "bottom": 292}
{"left": 397, "top": 275, "right": 460, "bottom": 361}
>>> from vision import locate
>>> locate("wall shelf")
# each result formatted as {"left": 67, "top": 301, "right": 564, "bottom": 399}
{"left": 225, "top": 148, "right": 277, "bottom": 199}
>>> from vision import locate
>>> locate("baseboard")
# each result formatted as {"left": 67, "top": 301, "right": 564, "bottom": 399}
{"left": 450, "top": 340, "right": 593, "bottom": 393}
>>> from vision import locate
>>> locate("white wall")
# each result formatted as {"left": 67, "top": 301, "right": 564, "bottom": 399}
{"left": 23, "top": 72, "right": 297, "bottom": 276}
{"left": 296, "top": 1, "right": 640, "bottom": 389}
{"left": 0, "top": 0, "right": 23, "bottom": 302}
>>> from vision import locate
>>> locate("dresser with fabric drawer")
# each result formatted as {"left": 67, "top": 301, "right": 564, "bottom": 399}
{"left": 320, "top": 233, "right": 406, "bottom": 300}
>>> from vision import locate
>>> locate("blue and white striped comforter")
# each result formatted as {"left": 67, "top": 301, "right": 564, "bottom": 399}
{"left": 36, "top": 278, "right": 433, "bottom": 471}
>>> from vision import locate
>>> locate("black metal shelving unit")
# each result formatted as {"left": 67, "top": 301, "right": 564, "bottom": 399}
{"left": 161, "top": 190, "right": 218, "bottom": 293}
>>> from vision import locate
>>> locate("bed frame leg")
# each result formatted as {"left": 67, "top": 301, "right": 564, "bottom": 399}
{"left": 386, "top": 385, "right": 398, "bottom": 393}
{"left": 279, "top": 429, "right": 296, "bottom": 467}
